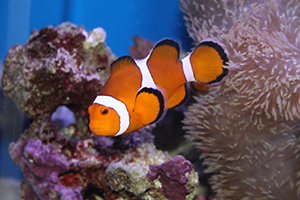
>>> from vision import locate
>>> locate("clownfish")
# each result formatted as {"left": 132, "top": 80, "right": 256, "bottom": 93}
{"left": 88, "top": 39, "right": 228, "bottom": 136}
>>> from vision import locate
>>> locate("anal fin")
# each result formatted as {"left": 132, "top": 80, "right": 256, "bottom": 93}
{"left": 168, "top": 84, "right": 189, "bottom": 109}
{"left": 134, "top": 88, "right": 164, "bottom": 124}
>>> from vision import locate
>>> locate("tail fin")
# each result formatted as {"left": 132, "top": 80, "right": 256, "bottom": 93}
{"left": 182, "top": 40, "right": 228, "bottom": 84}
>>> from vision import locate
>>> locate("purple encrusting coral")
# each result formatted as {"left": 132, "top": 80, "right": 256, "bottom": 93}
{"left": 148, "top": 155, "right": 197, "bottom": 200}
{"left": 2, "top": 22, "right": 199, "bottom": 200}
{"left": 9, "top": 117, "right": 158, "bottom": 200}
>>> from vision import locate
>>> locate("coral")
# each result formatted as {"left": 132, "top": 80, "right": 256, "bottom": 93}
{"left": 2, "top": 23, "right": 199, "bottom": 200}
{"left": 1, "top": 22, "right": 115, "bottom": 120}
{"left": 106, "top": 143, "right": 169, "bottom": 198}
{"left": 129, "top": 35, "right": 155, "bottom": 60}
{"left": 106, "top": 152, "right": 198, "bottom": 200}
{"left": 9, "top": 118, "right": 197, "bottom": 200}
{"left": 147, "top": 155, "right": 198, "bottom": 200}
{"left": 181, "top": 0, "right": 300, "bottom": 199}
{"left": 9, "top": 117, "right": 157, "bottom": 200}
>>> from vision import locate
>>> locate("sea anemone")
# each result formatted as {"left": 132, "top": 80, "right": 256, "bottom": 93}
{"left": 181, "top": 0, "right": 300, "bottom": 199}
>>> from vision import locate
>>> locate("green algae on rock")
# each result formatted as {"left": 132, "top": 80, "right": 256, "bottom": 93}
{"left": 106, "top": 143, "right": 169, "bottom": 197}
{"left": 106, "top": 145, "right": 199, "bottom": 200}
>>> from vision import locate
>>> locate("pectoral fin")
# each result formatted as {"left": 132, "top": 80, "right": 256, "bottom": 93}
{"left": 134, "top": 88, "right": 164, "bottom": 124}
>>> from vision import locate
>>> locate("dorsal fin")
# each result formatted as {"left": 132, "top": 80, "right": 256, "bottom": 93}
{"left": 147, "top": 39, "right": 180, "bottom": 63}
{"left": 198, "top": 41, "right": 228, "bottom": 66}
{"left": 110, "top": 56, "right": 137, "bottom": 75}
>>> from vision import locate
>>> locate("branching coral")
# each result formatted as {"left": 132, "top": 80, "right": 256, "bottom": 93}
{"left": 181, "top": 0, "right": 300, "bottom": 199}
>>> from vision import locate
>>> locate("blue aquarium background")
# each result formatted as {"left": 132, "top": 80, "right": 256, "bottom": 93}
{"left": 0, "top": 0, "right": 192, "bottom": 181}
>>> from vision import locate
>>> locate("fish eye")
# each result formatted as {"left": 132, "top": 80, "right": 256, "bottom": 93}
{"left": 96, "top": 66, "right": 106, "bottom": 72}
{"left": 100, "top": 107, "right": 109, "bottom": 115}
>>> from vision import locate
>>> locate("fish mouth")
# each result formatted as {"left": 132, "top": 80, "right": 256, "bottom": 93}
{"left": 89, "top": 124, "right": 106, "bottom": 133}
{"left": 89, "top": 124, "right": 115, "bottom": 136}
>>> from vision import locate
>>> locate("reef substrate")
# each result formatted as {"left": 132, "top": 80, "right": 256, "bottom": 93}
{"left": 2, "top": 23, "right": 198, "bottom": 200}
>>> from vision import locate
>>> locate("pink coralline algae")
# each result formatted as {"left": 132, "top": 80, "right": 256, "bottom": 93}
{"left": 1, "top": 22, "right": 115, "bottom": 119}
{"left": 148, "top": 155, "right": 198, "bottom": 200}
{"left": 129, "top": 35, "right": 155, "bottom": 60}
{"left": 2, "top": 22, "right": 199, "bottom": 200}
{"left": 8, "top": 117, "right": 198, "bottom": 199}
{"left": 9, "top": 116, "right": 160, "bottom": 200}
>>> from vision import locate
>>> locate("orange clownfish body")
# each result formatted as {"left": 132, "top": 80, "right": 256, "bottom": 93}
{"left": 88, "top": 39, "right": 228, "bottom": 136}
